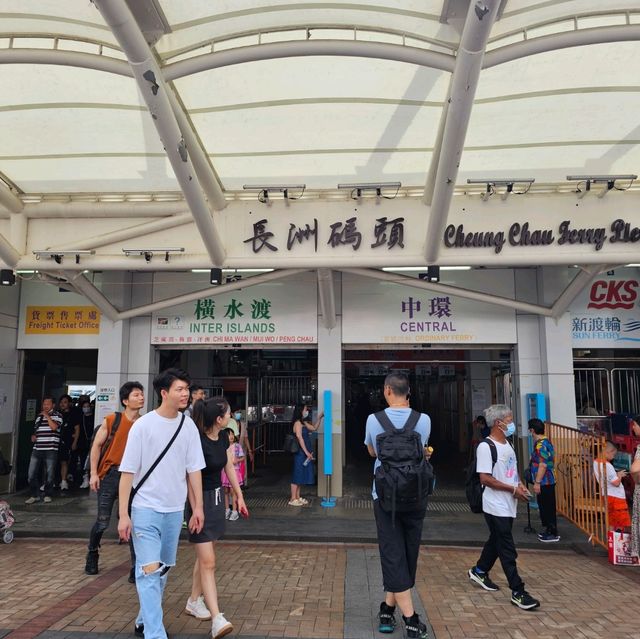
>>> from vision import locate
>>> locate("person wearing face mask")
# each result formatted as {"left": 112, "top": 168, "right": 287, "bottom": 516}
{"left": 468, "top": 404, "right": 541, "bottom": 611}
{"left": 289, "top": 403, "right": 324, "bottom": 506}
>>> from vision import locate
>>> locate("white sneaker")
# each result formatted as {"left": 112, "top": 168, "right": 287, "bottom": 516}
{"left": 229, "top": 510, "right": 240, "bottom": 521}
{"left": 43, "top": 496, "right": 52, "bottom": 503}
{"left": 60, "top": 480, "right": 69, "bottom": 491}
{"left": 225, "top": 508, "right": 231, "bottom": 520}
{"left": 288, "top": 499, "right": 303, "bottom": 506}
{"left": 25, "top": 496, "right": 38, "bottom": 504}
{"left": 211, "top": 613, "right": 233, "bottom": 639}
{"left": 80, "top": 476, "right": 90, "bottom": 489}
{"left": 185, "top": 595, "right": 211, "bottom": 620}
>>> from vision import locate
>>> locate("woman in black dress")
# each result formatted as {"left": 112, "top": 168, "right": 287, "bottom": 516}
{"left": 186, "top": 397, "right": 249, "bottom": 639}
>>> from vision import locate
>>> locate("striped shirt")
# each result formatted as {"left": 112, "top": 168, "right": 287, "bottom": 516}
{"left": 33, "top": 411, "right": 63, "bottom": 451}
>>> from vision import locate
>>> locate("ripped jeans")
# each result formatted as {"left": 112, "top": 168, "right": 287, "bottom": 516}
{"left": 131, "top": 507, "right": 183, "bottom": 639}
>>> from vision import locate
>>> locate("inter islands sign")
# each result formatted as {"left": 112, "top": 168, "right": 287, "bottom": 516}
{"left": 151, "top": 275, "right": 317, "bottom": 345}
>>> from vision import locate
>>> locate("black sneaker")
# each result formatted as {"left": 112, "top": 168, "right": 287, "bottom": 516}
{"left": 468, "top": 567, "right": 499, "bottom": 591}
{"left": 511, "top": 590, "right": 540, "bottom": 610}
{"left": 538, "top": 532, "right": 560, "bottom": 543}
{"left": 84, "top": 549, "right": 99, "bottom": 575}
{"left": 402, "top": 614, "right": 428, "bottom": 639}
{"left": 134, "top": 622, "right": 144, "bottom": 636}
{"left": 378, "top": 602, "right": 396, "bottom": 633}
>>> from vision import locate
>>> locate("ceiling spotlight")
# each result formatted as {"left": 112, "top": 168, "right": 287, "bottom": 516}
{"left": 567, "top": 174, "right": 637, "bottom": 199}
{"left": 466, "top": 178, "right": 535, "bottom": 201}
{"left": 243, "top": 184, "right": 306, "bottom": 203}
{"left": 0, "top": 269, "right": 16, "bottom": 286}
{"left": 122, "top": 247, "right": 185, "bottom": 262}
{"left": 32, "top": 250, "right": 95, "bottom": 264}
{"left": 337, "top": 182, "right": 401, "bottom": 200}
{"left": 418, "top": 265, "right": 440, "bottom": 283}
{"left": 210, "top": 268, "right": 222, "bottom": 286}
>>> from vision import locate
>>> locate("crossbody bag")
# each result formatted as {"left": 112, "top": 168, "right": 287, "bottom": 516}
{"left": 127, "top": 413, "right": 186, "bottom": 516}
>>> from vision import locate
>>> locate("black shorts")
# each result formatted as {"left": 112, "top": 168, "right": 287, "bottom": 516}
{"left": 374, "top": 500, "right": 426, "bottom": 592}
{"left": 188, "top": 487, "right": 226, "bottom": 543}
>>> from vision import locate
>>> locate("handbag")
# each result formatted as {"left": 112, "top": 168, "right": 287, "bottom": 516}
{"left": 607, "top": 530, "right": 639, "bottom": 566}
{"left": 128, "top": 414, "right": 185, "bottom": 515}
{"left": 283, "top": 431, "right": 300, "bottom": 454}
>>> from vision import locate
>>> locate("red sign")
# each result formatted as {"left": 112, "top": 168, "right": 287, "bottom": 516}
{"left": 587, "top": 280, "right": 639, "bottom": 310}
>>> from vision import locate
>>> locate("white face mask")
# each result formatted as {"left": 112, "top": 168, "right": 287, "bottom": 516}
{"left": 234, "top": 412, "right": 242, "bottom": 420}
{"left": 82, "top": 406, "right": 91, "bottom": 415}
{"left": 302, "top": 410, "right": 309, "bottom": 419}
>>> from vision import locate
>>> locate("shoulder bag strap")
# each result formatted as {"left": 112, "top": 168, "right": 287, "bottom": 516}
{"left": 374, "top": 410, "right": 396, "bottom": 433}
{"left": 128, "top": 414, "right": 185, "bottom": 515}
{"left": 403, "top": 409, "right": 421, "bottom": 432}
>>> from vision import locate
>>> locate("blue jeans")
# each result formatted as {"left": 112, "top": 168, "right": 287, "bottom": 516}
{"left": 131, "top": 507, "right": 183, "bottom": 639}
{"left": 28, "top": 449, "right": 57, "bottom": 497}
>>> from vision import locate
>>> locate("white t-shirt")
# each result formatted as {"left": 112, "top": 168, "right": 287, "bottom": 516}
{"left": 120, "top": 410, "right": 205, "bottom": 513}
{"left": 476, "top": 438, "right": 518, "bottom": 518}
{"left": 593, "top": 460, "right": 625, "bottom": 499}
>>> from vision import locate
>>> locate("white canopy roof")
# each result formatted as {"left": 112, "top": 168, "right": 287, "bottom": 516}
{"left": 1, "top": 0, "right": 638, "bottom": 194}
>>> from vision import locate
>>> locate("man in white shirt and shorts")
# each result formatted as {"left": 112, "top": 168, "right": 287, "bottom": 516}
{"left": 468, "top": 404, "right": 541, "bottom": 610}
{"left": 118, "top": 368, "right": 206, "bottom": 639}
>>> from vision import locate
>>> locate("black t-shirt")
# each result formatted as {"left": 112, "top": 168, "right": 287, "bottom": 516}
{"left": 60, "top": 408, "right": 81, "bottom": 446}
{"left": 201, "top": 430, "right": 229, "bottom": 491}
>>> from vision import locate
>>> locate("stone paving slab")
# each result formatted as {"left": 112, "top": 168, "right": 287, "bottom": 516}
{"left": 2, "top": 538, "right": 637, "bottom": 639}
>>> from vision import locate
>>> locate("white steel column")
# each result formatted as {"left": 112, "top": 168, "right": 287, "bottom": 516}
{"left": 317, "top": 271, "right": 343, "bottom": 498}
{"left": 317, "top": 268, "right": 337, "bottom": 329}
{"left": 93, "top": 0, "right": 226, "bottom": 266}
{"left": 423, "top": 0, "right": 500, "bottom": 263}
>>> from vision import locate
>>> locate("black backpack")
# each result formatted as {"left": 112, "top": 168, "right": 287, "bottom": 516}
{"left": 465, "top": 438, "right": 498, "bottom": 513}
{"left": 374, "top": 410, "right": 434, "bottom": 522}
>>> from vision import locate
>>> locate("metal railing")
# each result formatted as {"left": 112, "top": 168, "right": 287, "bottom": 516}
{"left": 547, "top": 422, "right": 608, "bottom": 548}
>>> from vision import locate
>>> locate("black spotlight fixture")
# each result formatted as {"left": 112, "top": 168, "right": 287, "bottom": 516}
{"left": 418, "top": 266, "right": 440, "bottom": 283}
{"left": 0, "top": 269, "right": 16, "bottom": 286}
{"left": 210, "top": 268, "right": 222, "bottom": 286}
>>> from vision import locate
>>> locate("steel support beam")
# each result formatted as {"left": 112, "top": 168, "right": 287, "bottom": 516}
{"left": 423, "top": 0, "right": 500, "bottom": 264}
{"left": 0, "top": 232, "right": 20, "bottom": 268}
{"left": 550, "top": 265, "right": 605, "bottom": 319}
{"left": 24, "top": 200, "right": 188, "bottom": 219}
{"left": 164, "top": 40, "right": 456, "bottom": 79}
{"left": 93, "top": 0, "right": 226, "bottom": 266}
{"left": 317, "top": 269, "right": 337, "bottom": 329}
{"left": 0, "top": 181, "right": 23, "bottom": 214}
{"left": 344, "top": 268, "right": 554, "bottom": 317}
{"left": 166, "top": 90, "right": 227, "bottom": 211}
{"left": 484, "top": 24, "right": 640, "bottom": 68}
{"left": 49, "top": 213, "right": 193, "bottom": 252}
{"left": 0, "top": 48, "right": 132, "bottom": 76}
{"left": 62, "top": 271, "right": 121, "bottom": 322}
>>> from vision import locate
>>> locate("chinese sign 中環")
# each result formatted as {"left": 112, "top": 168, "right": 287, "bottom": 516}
{"left": 342, "top": 272, "right": 517, "bottom": 344}
{"left": 25, "top": 306, "right": 100, "bottom": 334}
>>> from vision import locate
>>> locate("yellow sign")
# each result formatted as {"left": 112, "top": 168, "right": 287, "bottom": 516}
{"left": 25, "top": 306, "right": 101, "bottom": 334}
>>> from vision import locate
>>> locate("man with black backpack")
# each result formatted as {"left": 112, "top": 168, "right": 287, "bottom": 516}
{"left": 467, "top": 404, "right": 541, "bottom": 610}
{"left": 85, "top": 381, "right": 145, "bottom": 577}
{"left": 364, "top": 372, "right": 432, "bottom": 639}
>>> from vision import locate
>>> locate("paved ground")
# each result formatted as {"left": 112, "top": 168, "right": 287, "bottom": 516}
{"left": 1, "top": 538, "right": 638, "bottom": 639}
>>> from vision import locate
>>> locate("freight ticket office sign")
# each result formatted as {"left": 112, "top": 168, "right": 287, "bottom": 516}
{"left": 24, "top": 306, "right": 100, "bottom": 334}
{"left": 151, "top": 278, "right": 317, "bottom": 345}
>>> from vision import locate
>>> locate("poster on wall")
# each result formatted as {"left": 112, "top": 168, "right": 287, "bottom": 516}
{"left": 342, "top": 273, "right": 517, "bottom": 345}
{"left": 150, "top": 275, "right": 317, "bottom": 345}
{"left": 570, "top": 268, "right": 640, "bottom": 348}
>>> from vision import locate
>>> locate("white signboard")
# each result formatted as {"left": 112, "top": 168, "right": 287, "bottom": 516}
{"left": 571, "top": 268, "right": 640, "bottom": 348}
{"left": 151, "top": 274, "right": 317, "bottom": 345}
{"left": 342, "top": 272, "right": 517, "bottom": 345}
{"left": 95, "top": 385, "right": 118, "bottom": 424}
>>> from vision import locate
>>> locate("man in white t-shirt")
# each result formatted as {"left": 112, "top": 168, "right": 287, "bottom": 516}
{"left": 118, "top": 368, "right": 205, "bottom": 639}
{"left": 468, "top": 404, "right": 541, "bottom": 611}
